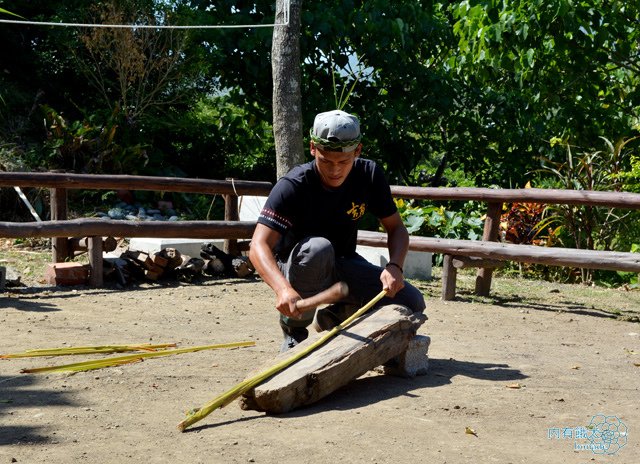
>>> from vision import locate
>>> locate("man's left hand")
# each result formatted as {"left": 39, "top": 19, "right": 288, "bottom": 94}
{"left": 381, "top": 265, "right": 404, "bottom": 297}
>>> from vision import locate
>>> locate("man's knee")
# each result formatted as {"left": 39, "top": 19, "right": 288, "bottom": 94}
{"left": 286, "top": 237, "right": 336, "bottom": 297}
{"left": 400, "top": 283, "right": 427, "bottom": 314}
{"left": 293, "top": 236, "right": 334, "bottom": 268}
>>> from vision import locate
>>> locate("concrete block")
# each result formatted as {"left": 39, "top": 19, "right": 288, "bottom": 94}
{"left": 356, "top": 245, "right": 432, "bottom": 280}
{"left": 127, "top": 238, "right": 225, "bottom": 258}
{"left": 378, "top": 334, "right": 431, "bottom": 378}
{"left": 45, "top": 262, "right": 90, "bottom": 286}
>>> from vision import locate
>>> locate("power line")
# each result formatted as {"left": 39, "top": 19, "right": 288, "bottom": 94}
{"left": 0, "top": 0, "right": 289, "bottom": 30}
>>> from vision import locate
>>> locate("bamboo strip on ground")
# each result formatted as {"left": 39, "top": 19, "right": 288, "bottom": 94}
{"left": 20, "top": 341, "right": 255, "bottom": 373}
{"left": 1, "top": 343, "right": 177, "bottom": 358}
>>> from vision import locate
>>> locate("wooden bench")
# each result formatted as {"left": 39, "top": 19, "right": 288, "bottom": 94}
{"left": 357, "top": 230, "right": 640, "bottom": 300}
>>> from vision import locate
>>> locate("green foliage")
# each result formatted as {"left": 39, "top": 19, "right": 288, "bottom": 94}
{"left": 449, "top": 0, "right": 640, "bottom": 183}
{"left": 395, "top": 197, "right": 485, "bottom": 266}
{"left": 2, "top": 0, "right": 640, "bottom": 194}
{"left": 39, "top": 105, "right": 148, "bottom": 173}
{"left": 396, "top": 198, "right": 484, "bottom": 241}
{"left": 167, "top": 94, "right": 275, "bottom": 180}
{"left": 532, "top": 136, "right": 639, "bottom": 282}
{"left": 620, "top": 151, "right": 640, "bottom": 193}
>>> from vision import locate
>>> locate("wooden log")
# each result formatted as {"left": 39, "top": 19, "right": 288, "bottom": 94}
{"left": 50, "top": 187, "right": 68, "bottom": 262}
{"left": 476, "top": 201, "right": 501, "bottom": 297}
{"left": 357, "top": 231, "right": 640, "bottom": 273}
{"left": 151, "top": 252, "right": 169, "bottom": 268}
{"left": 389, "top": 186, "right": 640, "bottom": 209}
{"left": 451, "top": 256, "right": 504, "bottom": 270}
{"left": 0, "top": 219, "right": 256, "bottom": 240}
{"left": 239, "top": 305, "right": 427, "bottom": 414}
{"left": 5, "top": 172, "right": 640, "bottom": 209}
{"left": 156, "top": 248, "right": 182, "bottom": 271}
{"left": 69, "top": 236, "right": 118, "bottom": 254}
{"left": 0, "top": 172, "right": 273, "bottom": 197}
{"left": 124, "top": 250, "right": 152, "bottom": 268}
{"left": 223, "top": 186, "right": 239, "bottom": 256}
{"left": 88, "top": 236, "right": 103, "bottom": 287}
{"left": 144, "top": 265, "right": 164, "bottom": 281}
{"left": 442, "top": 255, "right": 457, "bottom": 301}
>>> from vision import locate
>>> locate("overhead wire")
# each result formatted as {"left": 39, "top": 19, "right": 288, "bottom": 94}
{"left": 0, "top": 0, "right": 289, "bottom": 29}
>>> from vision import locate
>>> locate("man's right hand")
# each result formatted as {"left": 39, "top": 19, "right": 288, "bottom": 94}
{"left": 276, "top": 287, "right": 303, "bottom": 319}
{"left": 249, "top": 224, "right": 303, "bottom": 318}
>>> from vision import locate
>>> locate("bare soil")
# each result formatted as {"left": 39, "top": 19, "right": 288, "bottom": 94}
{"left": 1, "top": 256, "right": 639, "bottom": 464}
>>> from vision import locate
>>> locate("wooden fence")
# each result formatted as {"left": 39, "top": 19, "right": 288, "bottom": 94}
{"left": 2, "top": 172, "right": 640, "bottom": 299}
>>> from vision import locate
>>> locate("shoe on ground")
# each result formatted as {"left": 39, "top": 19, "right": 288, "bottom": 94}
{"left": 280, "top": 324, "right": 309, "bottom": 352}
{"left": 312, "top": 304, "right": 358, "bottom": 332}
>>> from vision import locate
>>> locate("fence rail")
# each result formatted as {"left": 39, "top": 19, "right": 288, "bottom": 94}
{"left": 2, "top": 171, "right": 639, "bottom": 296}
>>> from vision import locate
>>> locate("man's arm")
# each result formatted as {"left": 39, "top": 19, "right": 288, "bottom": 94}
{"left": 379, "top": 211, "right": 409, "bottom": 297}
{"left": 248, "top": 223, "right": 303, "bottom": 319}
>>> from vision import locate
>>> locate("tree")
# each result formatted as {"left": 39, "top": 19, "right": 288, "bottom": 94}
{"left": 2, "top": 1, "right": 638, "bottom": 189}
{"left": 79, "top": 1, "right": 190, "bottom": 125}
{"left": 449, "top": 0, "right": 640, "bottom": 181}
{"left": 272, "top": 0, "right": 304, "bottom": 179}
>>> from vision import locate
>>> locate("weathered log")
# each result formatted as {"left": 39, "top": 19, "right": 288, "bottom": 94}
{"left": 69, "top": 236, "right": 118, "bottom": 254}
{"left": 390, "top": 186, "right": 640, "bottom": 209}
{"left": 451, "top": 255, "right": 504, "bottom": 270}
{"left": 50, "top": 187, "right": 68, "bottom": 263}
{"left": 476, "top": 201, "right": 501, "bottom": 297}
{"left": 88, "top": 236, "right": 103, "bottom": 286}
{"left": 239, "top": 304, "right": 427, "bottom": 414}
{"left": 0, "top": 219, "right": 256, "bottom": 239}
{"left": 357, "top": 231, "right": 640, "bottom": 273}
{"left": 4, "top": 172, "right": 640, "bottom": 208}
{"left": 442, "top": 255, "right": 457, "bottom": 301}
{"left": 0, "top": 172, "right": 272, "bottom": 196}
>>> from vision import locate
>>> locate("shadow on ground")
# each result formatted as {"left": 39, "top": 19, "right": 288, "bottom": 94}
{"left": 453, "top": 292, "right": 624, "bottom": 320}
{"left": 0, "top": 277, "right": 260, "bottom": 312}
{"left": 0, "top": 375, "right": 76, "bottom": 445}
{"left": 186, "top": 357, "right": 527, "bottom": 432}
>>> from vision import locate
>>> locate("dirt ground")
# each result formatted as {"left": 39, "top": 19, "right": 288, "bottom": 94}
{"left": 1, "top": 267, "right": 639, "bottom": 464}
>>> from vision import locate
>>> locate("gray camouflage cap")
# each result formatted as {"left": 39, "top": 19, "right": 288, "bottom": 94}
{"left": 310, "top": 110, "right": 362, "bottom": 152}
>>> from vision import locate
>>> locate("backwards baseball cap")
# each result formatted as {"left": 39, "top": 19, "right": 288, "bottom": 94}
{"left": 310, "top": 110, "right": 362, "bottom": 152}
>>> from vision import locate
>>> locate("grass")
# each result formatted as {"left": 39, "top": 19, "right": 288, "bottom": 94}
{"left": 1, "top": 238, "right": 89, "bottom": 286}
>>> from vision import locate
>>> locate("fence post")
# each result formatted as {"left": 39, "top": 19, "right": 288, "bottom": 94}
{"left": 50, "top": 187, "right": 69, "bottom": 263}
{"left": 223, "top": 179, "right": 240, "bottom": 256}
{"left": 475, "top": 201, "right": 502, "bottom": 296}
{"left": 442, "top": 254, "right": 457, "bottom": 300}
{"left": 88, "top": 236, "right": 104, "bottom": 286}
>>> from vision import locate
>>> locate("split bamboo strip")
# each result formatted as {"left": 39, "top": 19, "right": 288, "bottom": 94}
{"left": 1, "top": 343, "right": 177, "bottom": 358}
{"left": 177, "top": 290, "right": 388, "bottom": 432}
{"left": 22, "top": 357, "right": 145, "bottom": 373}
{"left": 21, "top": 341, "right": 255, "bottom": 374}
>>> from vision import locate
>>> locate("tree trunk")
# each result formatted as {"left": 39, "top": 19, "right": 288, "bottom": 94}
{"left": 272, "top": 0, "right": 304, "bottom": 180}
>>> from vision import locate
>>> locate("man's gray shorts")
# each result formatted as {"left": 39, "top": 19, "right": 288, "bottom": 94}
{"left": 279, "top": 236, "right": 426, "bottom": 328}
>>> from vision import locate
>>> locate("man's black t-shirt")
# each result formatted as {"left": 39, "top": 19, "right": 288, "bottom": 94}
{"left": 257, "top": 158, "right": 397, "bottom": 260}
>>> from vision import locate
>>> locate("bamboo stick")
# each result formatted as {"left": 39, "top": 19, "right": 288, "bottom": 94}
{"left": 20, "top": 341, "right": 255, "bottom": 374}
{"left": 1, "top": 343, "right": 177, "bottom": 358}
